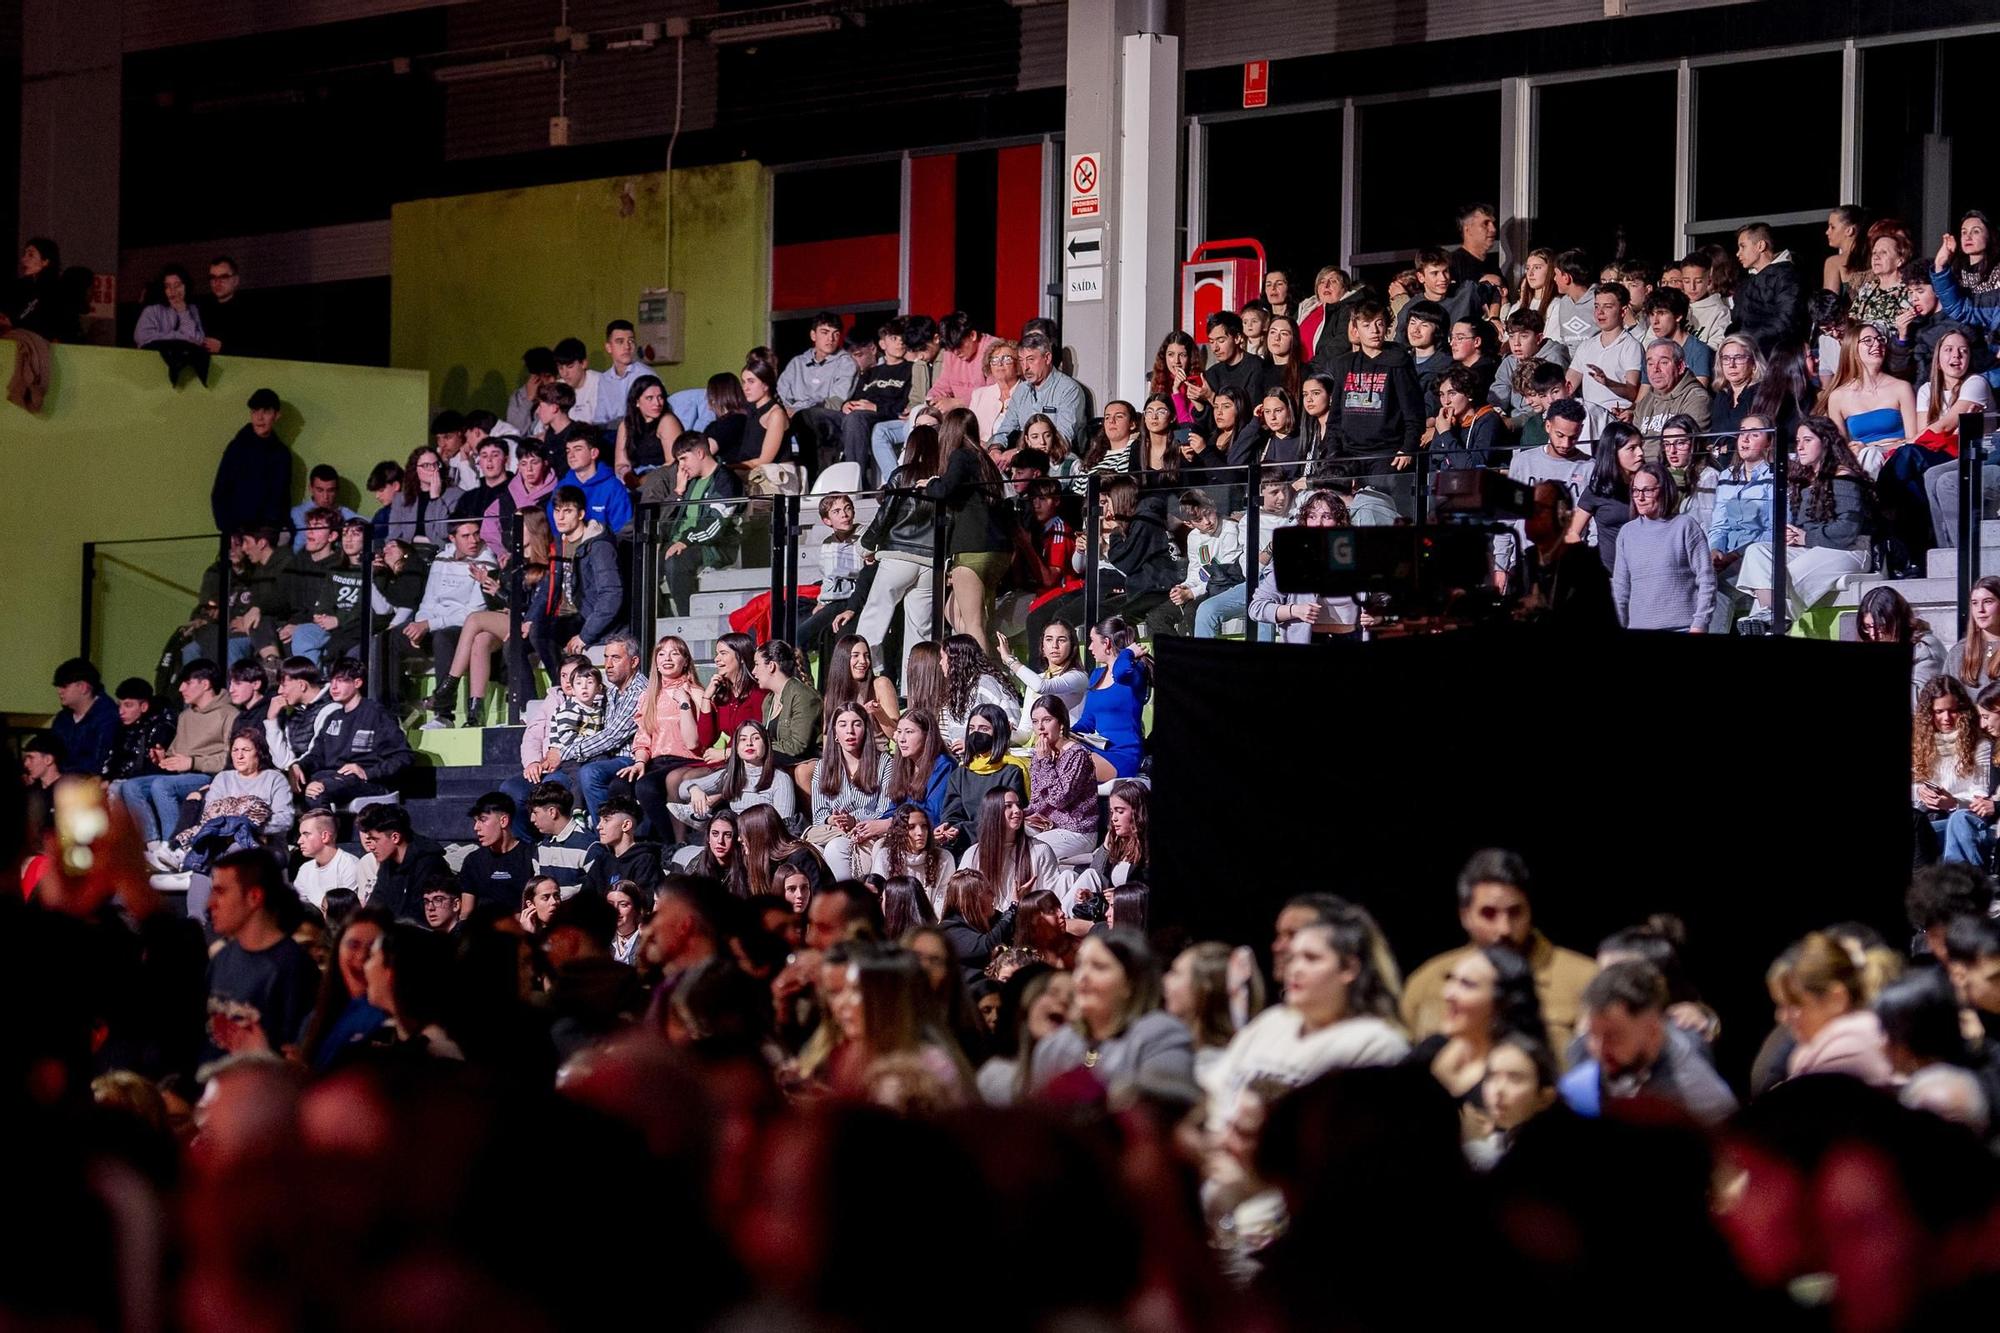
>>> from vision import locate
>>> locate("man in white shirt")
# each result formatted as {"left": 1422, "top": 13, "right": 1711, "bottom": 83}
{"left": 591, "top": 319, "right": 655, "bottom": 427}
{"left": 553, "top": 337, "right": 603, "bottom": 427}
{"left": 293, "top": 809, "right": 362, "bottom": 907}
{"left": 1566, "top": 284, "right": 1643, "bottom": 419}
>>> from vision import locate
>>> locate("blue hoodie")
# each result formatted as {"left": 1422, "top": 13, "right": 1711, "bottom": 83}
{"left": 550, "top": 463, "right": 632, "bottom": 536}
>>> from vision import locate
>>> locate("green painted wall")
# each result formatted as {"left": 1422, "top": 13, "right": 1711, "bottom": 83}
{"left": 0, "top": 342, "right": 429, "bottom": 715}
{"left": 390, "top": 161, "right": 771, "bottom": 412}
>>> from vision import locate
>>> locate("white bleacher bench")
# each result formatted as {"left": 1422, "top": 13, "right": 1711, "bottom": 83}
{"left": 340, "top": 792, "right": 401, "bottom": 816}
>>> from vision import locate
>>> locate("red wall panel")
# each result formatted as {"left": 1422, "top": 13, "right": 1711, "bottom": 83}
{"left": 908, "top": 154, "right": 957, "bottom": 317}
{"left": 993, "top": 144, "right": 1043, "bottom": 338}
{"left": 771, "top": 235, "right": 899, "bottom": 312}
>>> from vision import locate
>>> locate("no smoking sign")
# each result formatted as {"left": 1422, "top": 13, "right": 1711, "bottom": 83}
{"left": 1069, "top": 152, "right": 1101, "bottom": 219}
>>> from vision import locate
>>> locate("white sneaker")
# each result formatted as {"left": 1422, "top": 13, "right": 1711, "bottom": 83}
{"left": 149, "top": 871, "right": 193, "bottom": 891}
{"left": 143, "top": 841, "right": 175, "bottom": 872}
{"left": 420, "top": 719, "right": 451, "bottom": 731}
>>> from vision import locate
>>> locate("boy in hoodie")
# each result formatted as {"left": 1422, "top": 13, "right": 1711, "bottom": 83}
{"left": 278, "top": 507, "right": 344, "bottom": 665}
{"left": 1679, "top": 255, "right": 1732, "bottom": 351}
{"left": 529, "top": 486, "right": 627, "bottom": 678}
{"left": 210, "top": 388, "right": 292, "bottom": 535}
{"left": 309, "top": 519, "right": 372, "bottom": 668}
{"left": 582, "top": 796, "right": 663, "bottom": 896}
{"left": 104, "top": 677, "right": 176, "bottom": 787}
{"left": 294, "top": 658, "right": 414, "bottom": 806}
{"left": 1326, "top": 300, "right": 1423, "bottom": 474}
{"left": 400, "top": 519, "right": 499, "bottom": 723}
{"left": 549, "top": 425, "right": 632, "bottom": 537}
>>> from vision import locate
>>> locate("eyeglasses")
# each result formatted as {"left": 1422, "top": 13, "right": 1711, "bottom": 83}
{"left": 993, "top": 355, "right": 1017, "bottom": 364}
{"left": 417, "top": 459, "right": 441, "bottom": 470}
{"left": 1720, "top": 353, "right": 1751, "bottom": 364}
{"left": 1630, "top": 484, "right": 1662, "bottom": 496}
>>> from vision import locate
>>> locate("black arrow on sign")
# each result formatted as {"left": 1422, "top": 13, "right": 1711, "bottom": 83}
{"left": 1066, "top": 234, "right": 1101, "bottom": 261}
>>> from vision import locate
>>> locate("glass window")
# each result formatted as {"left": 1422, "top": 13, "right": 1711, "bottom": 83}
{"left": 1532, "top": 73, "right": 1678, "bottom": 266}
{"left": 1203, "top": 108, "right": 1344, "bottom": 288}
{"left": 1354, "top": 92, "right": 1500, "bottom": 257}
{"left": 1693, "top": 54, "right": 1841, "bottom": 223}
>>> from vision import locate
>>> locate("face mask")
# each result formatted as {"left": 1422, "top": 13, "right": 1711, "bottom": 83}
{"left": 963, "top": 729, "right": 996, "bottom": 757}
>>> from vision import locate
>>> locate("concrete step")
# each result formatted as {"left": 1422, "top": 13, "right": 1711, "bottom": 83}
{"left": 1925, "top": 546, "right": 2000, "bottom": 579}
{"left": 1834, "top": 572, "right": 1956, "bottom": 610}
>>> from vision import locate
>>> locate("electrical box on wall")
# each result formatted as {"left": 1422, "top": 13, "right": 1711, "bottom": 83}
{"left": 637, "top": 288, "right": 686, "bottom": 364}
{"left": 549, "top": 115, "right": 571, "bottom": 146}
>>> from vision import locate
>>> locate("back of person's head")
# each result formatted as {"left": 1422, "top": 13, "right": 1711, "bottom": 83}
{"left": 1941, "top": 914, "right": 2000, "bottom": 967}
{"left": 1582, "top": 959, "right": 1668, "bottom": 1016}
{"left": 1085, "top": 928, "right": 1163, "bottom": 1034}
{"left": 818, "top": 879, "right": 885, "bottom": 941}
{"left": 1905, "top": 864, "right": 1991, "bottom": 933}
{"left": 549, "top": 892, "right": 617, "bottom": 954}
{"left": 1874, "top": 969, "right": 1973, "bottom": 1067}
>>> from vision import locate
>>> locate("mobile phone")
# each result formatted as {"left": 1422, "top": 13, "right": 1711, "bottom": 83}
{"left": 53, "top": 777, "right": 111, "bottom": 875}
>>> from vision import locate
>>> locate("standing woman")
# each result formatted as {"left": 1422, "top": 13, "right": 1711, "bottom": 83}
{"left": 1076, "top": 616, "right": 1150, "bottom": 780}
{"left": 619, "top": 634, "right": 707, "bottom": 841}
{"left": 854, "top": 424, "right": 943, "bottom": 682}
{"left": 613, "top": 374, "right": 682, "bottom": 479}
{"left": 968, "top": 340, "right": 1020, "bottom": 441}
{"left": 1946, "top": 576, "right": 2000, "bottom": 691}
{"left": 925, "top": 409, "right": 1013, "bottom": 655}
{"left": 885, "top": 708, "right": 954, "bottom": 828}
{"left": 1612, "top": 463, "right": 1714, "bottom": 632}
{"left": 964, "top": 786, "right": 1062, "bottom": 911}
{"left": 1022, "top": 696, "right": 1102, "bottom": 869}
{"left": 1151, "top": 331, "right": 1205, "bottom": 424}
{"left": 1293, "top": 374, "right": 1340, "bottom": 490}
{"left": 1734, "top": 416, "right": 1873, "bottom": 626}
{"left": 387, "top": 445, "right": 465, "bottom": 548}
{"left": 1570, "top": 420, "right": 1646, "bottom": 574}
{"left": 809, "top": 702, "right": 894, "bottom": 880}
{"left": 996, "top": 618, "right": 1089, "bottom": 720}
{"left": 1029, "top": 931, "right": 1194, "bottom": 1091}
{"left": 1822, "top": 206, "right": 1869, "bottom": 297}
{"left": 822, "top": 633, "right": 901, "bottom": 743}
{"left": 668, "top": 631, "right": 767, "bottom": 806}
{"left": 1917, "top": 328, "right": 1999, "bottom": 548}
{"left": 134, "top": 263, "right": 210, "bottom": 384}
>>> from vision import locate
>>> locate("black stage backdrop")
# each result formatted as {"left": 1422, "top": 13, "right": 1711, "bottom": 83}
{"left": 1150, "top": 627, "right": 1913, "bottom": 1079}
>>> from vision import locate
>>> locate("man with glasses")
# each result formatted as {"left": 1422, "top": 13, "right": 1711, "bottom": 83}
{"left": 992, "top": 331, "right": 1086, "bottom": 444}
{"left": 196, "top": 255, "right": 263, "bottom": 356}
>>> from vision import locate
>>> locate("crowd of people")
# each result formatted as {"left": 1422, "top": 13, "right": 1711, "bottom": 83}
{"left": 15, "top": 201, "right": 2000, "bottom": 1327}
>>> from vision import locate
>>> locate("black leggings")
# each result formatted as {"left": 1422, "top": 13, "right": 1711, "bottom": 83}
{"left": 634, "top": 754, "right": 708, "bottom": 842}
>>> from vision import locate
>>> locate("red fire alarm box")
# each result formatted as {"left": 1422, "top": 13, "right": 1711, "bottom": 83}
{"left": 1180, "top": 238, "right": 1266, "bottom": 336}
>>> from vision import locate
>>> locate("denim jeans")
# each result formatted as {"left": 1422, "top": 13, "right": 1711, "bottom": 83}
{"left": 121, "top": 772, "right": 210, "bottom": 844}
{"left": 577, "top": 754, "right": 634, "bottom": 822}
{"left": 1193, "top": 581, "right": 1270, "bottom": 641}
{"left": 871, "top": 418, "right": 911, "bottom": 487}
{"left": 289, "top": 622, "right": 331, "bottom": 665}
{"left": 1934, "top": 810, "right": 1995, "bottom": 868}
{"left": 183, "top": 636, "right": 252, "bottom": 667}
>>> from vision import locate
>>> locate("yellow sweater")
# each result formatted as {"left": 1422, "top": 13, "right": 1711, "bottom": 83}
{"left": 1399, "top": 930, "right": 1597, "bottom": 1063}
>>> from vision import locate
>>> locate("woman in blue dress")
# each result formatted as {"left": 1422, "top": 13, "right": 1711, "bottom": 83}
{"left": 1075, "top": 616, "right": 1150, "bottom": 780}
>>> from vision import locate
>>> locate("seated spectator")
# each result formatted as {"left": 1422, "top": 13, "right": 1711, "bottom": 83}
{"left": 1632, "top": 339, "right": 1713, "bottom": 438}
{"left": 121, "top": 659, "right": 239, "bottom": 859}
{"left": 260, "top": 657, "right": 337, "bottom": 774}
{"left": 275, "top": 509, "right": 345, "bottom": 667}
{"left": 1249, "top": 489, "right": 1361, "bottom": 640}
{"left": 1073, "top": 617, "right": 1149, "bottom": 780}
{"left": 1734, "top": 416, "right": 1873, "bottom": 629}
{"left": 807, "top": 703, "right": 895, "bottom": 880}
{"left": 1514, "top": 481, "right": 1615, "bottom": 629}
{"left": 18, "top": 732, "right": 62, "bottom": 826}
{"left": 1464, "top": 1032, "right": 1562, "bottom": 1169}
{"left": 752, "top": 639, "right": 822, "bottom": 775}
{"left": 505, "top": 346, "right": 557, "bottom": 437}
{"left": 1402, "top": 849, "right": 1596, "bottom": 1058}
{"left": 590, "top": 319, "right": 655, "bottom": 429}
{"left": 1, "top": 236, "right": 77, "bottom": 340}
{"left": 1204, "top": 905, "right": 1410, "bottom": 1129}
{"left": 780, "top": 312, "right": 861, "bottom": 473}
{"left": 937, "top": 634, "right": 1022, "bottom": 752}
{"left": 456, "top": 792, "right": 534, "bottom": 917}
{"left": 671, "top": 720, "right": 800, "bottom": 835}
{"left": 292, "top": 808, "right": 361, "bottom": 908}
{"left": 1490, "top": 309, "right": 1570, "bottom": 415}
{"left": 968, "top": 339, "right": 1020, "bottom": 441}
{"left": 1859, "top": 585, "right": 1947, "bottom": 710}
{"left": 1029, "top": 931, "right": 1193, "bottom": 1092}
{"left": 1874, "top": 969, "right": 1990, "bottom": 1132}
{"left": 1916, "top": 328, "right": 1999, "bottom": 550}
{"left": 103, "top": 676, "right": 176, "bottom": 786}
{"left": 211, "top": 388, "right": 293, "bottom": 538}
{"left": 656, "top": 433, "right": 745, "bottom": 618}
{"left": 1019, "top": 695, "right": 1100, "bottom": 867}
{"left": 833, "top": 317, "right": 918, "bottom": 484}
{"left": 1404, "top": 943, "right": 1546, "bottom": 1106}
{"left": 616, "top": 635, "right": 708, "bottom": 839}
{"left": 528, "top": 486, "right": 625, "bottom": 677}
{"left": 202, "top": 848, "right": 320, "bottom": 1062}
{"left": 1640, "top": 287, "right": 1715, "bottom": 387}
{"left": 148, "top": 730, "right": 296, "bottom": 885}
{"left": 1509, "top": 397, "right": 1593, "bottom": 499}
{"left": 1147, "top": 489, "right": 1242, "bottom": 642}
{"left": 384, "top": 445, "right": 464, "bottom": 549}
{"left": 1428, "top": 366, "right": 1500, "bottom": 472}
{"left": 290, "top": 658, "right": 413, "bottom": 808}
{"left": 798, "top": 493, "right": 865, "bottom": 676}
{"left": 884, "top": 709, "right": 953, "bottom": 828}
{"left": 289, "top": 465, "right": 360, "bottom": 550}
{"left": 1026, "top": 476, "right": 1177, "bottom": 655}
{"left": 549, "top": 336, "right": 603, "bottom": 426}
{"left": 1613, "top": 463, "right": 1714, "bottom": 633}
{"left": 961, "top": 786, "right": 1061, "bottom": 912}
{"left": 869, "top": 806, "right": 957, "bottom": 916}
{"left": 134, "top": 263, "right": 210, "bottom": 384}
{"left": 1949, "top": 575, "right": 2000, "bottom": 690}
{"left": 540, "top": 636, "right": 646, "bottom": 822}
{"left": 673, "top": 809, "right": 748, "bottom": 893}
{"left": 1067, "top": 779, "right": 1149, "bottom": 919}
{"left": 1706, "top": 416, "right": 1777, "bottom": 630}
{"left": 49, "top": 657, "right": 117, "bottom": 776}
{"left": 548, "top": 417, "right": 631, "bottom": 538}
{"left": 1558, "top": 960, "right": 1737, "bottom": 1125}
{"left": 525, "top": 779, "right": 601, "bottom": 897}
{"left": 937, "top": 702, "right": 1029, "bottom": 855}
{"left": 1912, "top": 676, "right": 1994, "bottom": 865}
{"left": 391, "top": 519, "right": 498, "bottom": 718}
{"left": 355, "top": 803, "right": 448, "bottom": 923}
{"left": 582, "top": 797, "right": 664, "bottom": 896}
{"left": 992, "top": 331, "right": 1086, "bottom": 445}
{"left": 1659, "top": 414, "right": 1718, "bottom": 531}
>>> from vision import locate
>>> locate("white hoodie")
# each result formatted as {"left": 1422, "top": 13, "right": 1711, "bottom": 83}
{"left": 415, "top": 541, "right": 499, "bottom": 630}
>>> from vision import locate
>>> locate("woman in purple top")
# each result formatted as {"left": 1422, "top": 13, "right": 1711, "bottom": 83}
{"left": 1024, "top": 695, "right": 1100, "bottom": 866}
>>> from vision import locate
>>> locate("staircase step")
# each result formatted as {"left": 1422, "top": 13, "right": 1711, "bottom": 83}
{"left": 1834, "top": 573, "right": 1957, "bottom": 609}
{"left": 1924, "top": 547, "right": 2000, "bottom": 579}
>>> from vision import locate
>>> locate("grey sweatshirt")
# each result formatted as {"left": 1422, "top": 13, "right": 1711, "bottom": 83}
{"left": 1612, "top": 513, "right": 1715, "bottom": 631}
